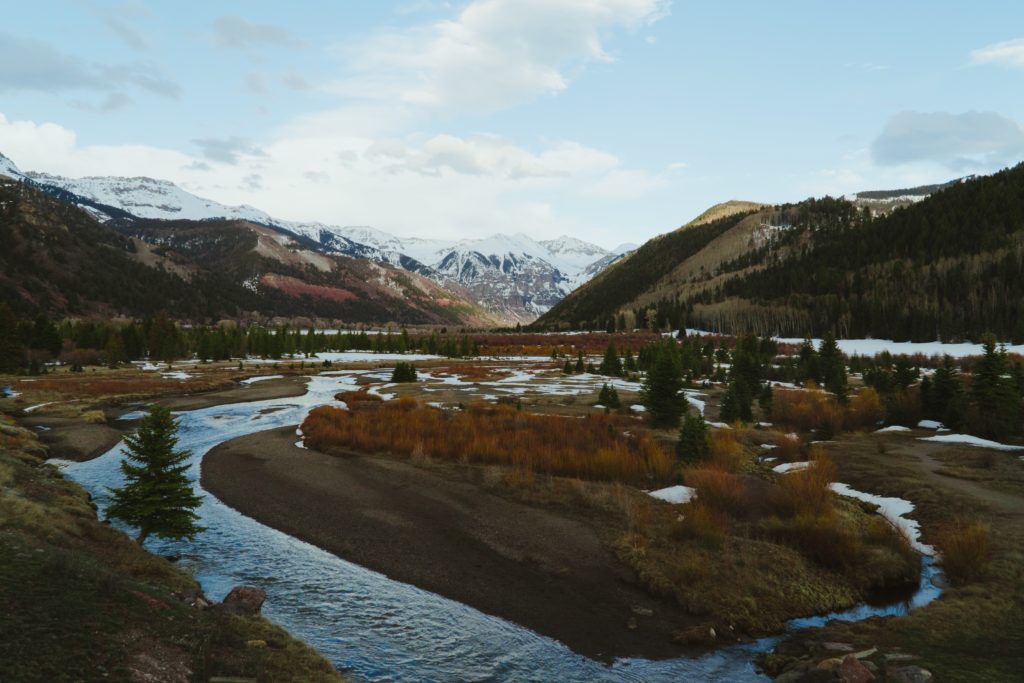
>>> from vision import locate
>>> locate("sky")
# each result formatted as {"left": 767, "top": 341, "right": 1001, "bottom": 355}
{"left": 1, "top": 1, "right": 1023, "bottom": 250}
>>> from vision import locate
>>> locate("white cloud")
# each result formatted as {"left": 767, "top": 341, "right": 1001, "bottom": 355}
{"left": 871, "top": 110, "right": 1024, "bottom": 170}
{"left": 0, "top": 112, "right": 668, "bottom": 247}
{"left": 329, "top": 0, "right": 670, "bottom": 112}
{"left": 970, "top": 38, "right": 1024, "bottom": 69}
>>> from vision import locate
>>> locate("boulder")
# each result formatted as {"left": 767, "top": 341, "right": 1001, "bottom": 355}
{"left": 795, "top": 669, "right": 839, "bottom": 682}
{"left": 838, "top": 654, "right": 874, "bottom": 683}
{"left": 889, "top": 666, "right": 932, "bottom": 683}
{"left": 822, "top": 642, "right": 854, "bottom": 653}
{"left": 221, "top": 586, "right": 266, "bottom": 614}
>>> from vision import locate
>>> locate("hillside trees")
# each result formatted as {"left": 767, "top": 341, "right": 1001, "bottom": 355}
{"left": 641, "top": 342, "right": 686, "bottom": 428}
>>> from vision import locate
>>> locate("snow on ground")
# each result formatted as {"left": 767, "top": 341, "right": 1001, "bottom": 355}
{"left": 23, "top": 402, "right": 56, "bottom": 413}
{"left": 773, "top": 461, "right": 815, "bottom": 474}
{"left": 917, "top": 420, "right": 943, "bottom": 430}
{"left": 315, "top": 352, "right": 443, "bottom": 363}
{"left": 684, "top": 391, "right": 705, "bottom": 415}
{"left": 1, "top": 386, "right": 20, "bottom": 398}
{"left": 630, "top": 404, "right": 646, "bottom": 412}
{"left": 240, "top": 374, "right": 285, "bottom": 385}
{"left": 830, "top": 483, "right": 935, "bottom": 555}
{"left": 682, "top": 329, "right": 1024, "bottom": 359}
{"left": 876, "top": 425, "right": 911, "bottom": 433}
{"left": 118, "top": 410, "right": 149, "bottom": 421}
{"left": 647, "top": 485, "right": 696, "bottom": 504}
{"left": 161, "top": 371, "right": 193, "bottom": 380}
{"left": 919, "top": 434, "right": 1024, "bottom": 451}
{"left": 707, "top": 421, "right": 732, "bottom": 429}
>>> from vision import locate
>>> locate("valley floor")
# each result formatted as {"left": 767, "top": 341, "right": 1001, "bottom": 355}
{"left": 201, "top": 424, "right": 698, "bottom": 661}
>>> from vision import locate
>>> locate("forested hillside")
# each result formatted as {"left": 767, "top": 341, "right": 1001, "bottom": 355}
{"left": 538, "top": 164, "right": 1024, "bottom": 342}
{"left": 0, "top": 177, "right": 487, "bottom": 325}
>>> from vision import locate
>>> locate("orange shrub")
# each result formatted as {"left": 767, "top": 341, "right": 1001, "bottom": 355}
{"left": 708, "top": 430, "right": 746, "bottom": 472}
{"left": 936, "top": 519, "right": 991, "bottom": 585}
{"left": 301, "top": 400, "right": 675, "bottom": 484}
{"left": 673, "top": 502, "right": 729, "bottom": 547}
{"left": 684, "top": 467, "right": 749, "bottom": 516}
{"left": 767, "top": 511, "right": 863, "bottom": 570}
{"left": 770, "top": 384, "right": 843, "bottom": 434}
{"left": 769, "top": 450, "right": 836, "bottom": 518}
{"left": 844, "top": 387, "right": 884, "bottom": 431}
{"left": 772, "top": 432, "right": 805, "bottom": 463}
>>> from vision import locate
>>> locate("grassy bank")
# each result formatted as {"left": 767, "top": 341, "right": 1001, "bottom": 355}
{"left": 0, "top": 414, "right": 344, "bottom": 683}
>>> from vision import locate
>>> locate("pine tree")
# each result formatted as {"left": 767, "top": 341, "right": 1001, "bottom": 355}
{"left": 818, "top": 333, "right": 847, "bottom": 400}
{"left": 391, "top": 362, "right": 418, "bottom": 383}
{"left": 970, "top": 336, "right": 1021, "bottom": 439}
{"left": 599, "top": 340, "right": 623, "bottom": 376}
{"left": 597, "top": 383, "right": 621, "bottom": 409}
{"left": 641, "top": 345, "right": 686, "bottom": 428}
{"left": 677, "top": 412, "right": 711, "bottom": 463}
{"left": 574, "top": 351, "right": 585, "bottom": 373}
{"left": 106, "top": 406, "right": 204, "bottom": 545}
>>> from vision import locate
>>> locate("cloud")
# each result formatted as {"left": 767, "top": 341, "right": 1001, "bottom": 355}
{"left": 871, "top": 110, "right": 1024, "bottom": 170}
{"left": 104, "top": 17, "right": 148, "bottom": 51}
{"left": 0, "top": 32, "right": 178, "bottom": 100}
{"left": 330, "top": 0, "right": 670, "bottom": 112}
{"left": 970, "top": 38, "right": 1024, "bottom": 69}
{"left": 192, "top": 137, "right": 267, "bottom": 164}
{"left": 0, "top": 111, "right": 669, "bottom": 248}
{"left": 212, "top": 16, "right": 304, "bottom": 50}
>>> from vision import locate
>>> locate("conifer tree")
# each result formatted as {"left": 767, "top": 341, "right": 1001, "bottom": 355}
{"left": 597, "top": 383, "right": 621, "bottom": 409}
{"left": 599, "top": 340, "right": 623, "bottom": 376}
{"left": 641, "top": 345, "right": 685, "bottom": 428}
{"left": 818, "top": 333, "right": 847, "bottom": 400}
{"left": 106, "top": 406, "right": 204, "bottom": 545}
{"left": 677, "top": 412, "right": 711, "bottom": 463}
{"left": 970, "top": 336, "right": 1021, "bottom": 439}
{"left": 391, "top": 362, "right": 418, "bottom": 383}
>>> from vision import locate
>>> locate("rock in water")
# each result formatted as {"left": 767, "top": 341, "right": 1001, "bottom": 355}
{"left": 889, "top": 666, "right": 933, "bottom": 683}
{"left": 222, "top": 586, "right": 267, "bottom": 614}
{"left": 838, "top": 654, "right": 874, "bottom": 683}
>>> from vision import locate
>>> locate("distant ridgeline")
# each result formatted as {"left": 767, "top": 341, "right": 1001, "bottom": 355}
{"left": 0, "top": 178, "right": 484, "bottom": 326}
{"left": 537, "top": 164, "right": 1024, "bottom": 343}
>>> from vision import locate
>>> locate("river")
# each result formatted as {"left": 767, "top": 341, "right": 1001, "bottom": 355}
{"left": 53, "top": 370, "right": 941, "bottom": 682}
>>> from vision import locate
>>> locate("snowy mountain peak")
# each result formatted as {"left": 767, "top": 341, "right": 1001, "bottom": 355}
{"left": 0, "top": 150, "right": 627, "bottom": 323}
{"left": 0, "top": 152, "right": 24, "bottom": 180}
{"left": 24, "top": 171, "right": 271, "bottom": 224}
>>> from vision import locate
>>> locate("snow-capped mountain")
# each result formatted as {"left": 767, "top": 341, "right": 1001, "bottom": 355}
{"left": 0, "top": 153, "right": 626, "bottom": 323}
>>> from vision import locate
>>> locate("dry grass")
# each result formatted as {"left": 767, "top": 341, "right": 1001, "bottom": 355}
{"left": 844, "top": 387, "right": 885, "bottom": 430}
{"left": 708, "top": 430, "right": 749, "bottom": 472}
{"left": 684, "top": 467, "right": 749, "bottom": 516}
{"left": 935, "top": 519, "right": 992, "bottom": 585}
{"left": 301, "top": 399, "right": 675, "bottom": 484}
{"left": 771, "top": 383, "right": 843, "bottom": 434}
{"left": 769, "top": 449, "right": 837, "bottom": 518}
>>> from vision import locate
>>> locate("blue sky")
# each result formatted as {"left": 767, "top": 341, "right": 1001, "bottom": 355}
{"left": 1, "top": 1, "right": 1022, "bottom": 248}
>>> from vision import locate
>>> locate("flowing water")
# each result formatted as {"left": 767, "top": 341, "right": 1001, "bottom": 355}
{"left": 54, "top": 371, "right": 942, "bottom": 682}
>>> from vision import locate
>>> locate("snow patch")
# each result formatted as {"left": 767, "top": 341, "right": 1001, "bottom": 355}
{"left": 919, "top": 434, "right": 1024, "bottom": 451}
{"left": 647, "top": 485, "right": 696, "bottom": 504}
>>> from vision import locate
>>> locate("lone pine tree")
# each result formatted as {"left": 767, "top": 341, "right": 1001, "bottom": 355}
{"left": 106, "top": 406, "right": 204, "bottom": 545}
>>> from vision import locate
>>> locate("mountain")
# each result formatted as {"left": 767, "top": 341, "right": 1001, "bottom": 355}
{"left": 535, "top": 200, "right": 767, "bottom": 329}
{"left": 0, "top": 165, "right": 495, "bottom": 325}
{"left": 537, "top": 168, "right": 1024, "bottom": 342}
{"left": 5, "top": 155, "right": 622, "bottom": 323}
{"left": 845, "top": 178, "right": 970, "bottom": 215}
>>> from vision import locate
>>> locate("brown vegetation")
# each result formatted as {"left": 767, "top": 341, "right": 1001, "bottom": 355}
{"left": 301, "top": 399, "right": 675, "bottom": 483}
{"left": 935, "top": 519, "right": 992, "bottom": 586}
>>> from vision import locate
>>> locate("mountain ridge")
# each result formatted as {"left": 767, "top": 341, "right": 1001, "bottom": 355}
{"left": 0, "top": 152, "right": 626, "bottom": 323}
